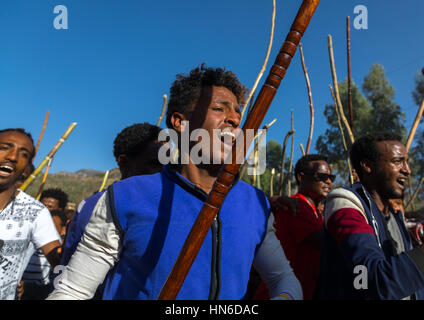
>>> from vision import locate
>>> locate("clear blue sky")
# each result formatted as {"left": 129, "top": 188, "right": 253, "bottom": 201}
{"left": 1, "top": 0, "right": 423, "bottom": 173}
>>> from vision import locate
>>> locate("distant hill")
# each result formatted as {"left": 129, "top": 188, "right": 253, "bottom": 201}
{"left": 25, "top": 168, "right": 121, "bottom": 206}
{"left": 55, "top": 169, "right": 104, "bottom": 177}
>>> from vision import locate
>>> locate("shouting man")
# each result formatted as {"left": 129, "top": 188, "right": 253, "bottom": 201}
{"left": 0, "top": 128, "right": 61, "bottom": 300}
{"left": 317, "top": 132, "right": 424, "bottom": 299}
{"left": 48, "top": 64, "right": 301, "bottom": 300}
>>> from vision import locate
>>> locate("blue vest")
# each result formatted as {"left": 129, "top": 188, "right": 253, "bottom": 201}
{"left": 102, "top": 165, "right": 269, "bottom": 300}
{"left": 317, "top": 183, "right": 424, "bottom": 300}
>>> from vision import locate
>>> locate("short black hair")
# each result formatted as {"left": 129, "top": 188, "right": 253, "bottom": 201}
{"left": 40, "top": 188, "right": 69, "bottom": 210}
{"left": 350, "top": 132, "right": 403, "bottom": 180}
{"left": 0, "top": 128, "right": 35, "bottom": 160}
{"left": 113, "top": 122, "right": 162, "bottom": 160}
{"left": 165, "top": 63, "right": 248, "bottom": 128}
{"left": 50, "top": 209, "right": 67, "bottom": 227}
{"left": 294, "top": 154, "right": 329, "bottom": 184}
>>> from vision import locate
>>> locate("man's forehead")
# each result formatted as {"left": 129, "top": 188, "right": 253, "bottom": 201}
{"left": 0, "top": 131, "right": 33, "bottom": 151}
{"left": 376, "top": 140, "right": 406, "bottom": 157}
{"left": 0, "top": 131, "right": 31, "bottom": 146}
{"left": 202, "top": 85, "right": 238, "bottom": 103}
{"left": 308, "top": 160, "right": 330, "bottom": 172}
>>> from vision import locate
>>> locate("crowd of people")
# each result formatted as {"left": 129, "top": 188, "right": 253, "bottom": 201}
{"left": 1, "top": 64, "right": 424, "bottom": 300}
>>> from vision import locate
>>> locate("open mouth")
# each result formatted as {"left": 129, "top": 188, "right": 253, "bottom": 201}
{"left": 0, "top": 164, "right": 15, "bottom": 177}
{"left": 220, "top": 131, "right": 236, "bottom": 143}
{"left": 397, "top": 178, "right": 406, "bottom": 190}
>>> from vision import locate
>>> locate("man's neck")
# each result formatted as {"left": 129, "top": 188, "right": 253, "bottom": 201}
{"left": 0, "top": 186, "right": 16, "bottom": 211}
{"left": 298, "top": 189, "right": 320, "bottom": 209}
{"left": 177, "top": 161, "right": 218, "bottom": 195}
{"left": 367, "top": 188, "right": 391, "bottom": 216}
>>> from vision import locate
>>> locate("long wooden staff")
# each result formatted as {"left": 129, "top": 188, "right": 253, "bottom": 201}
{"left": 404, "top": 95, "right": 424, "bottom": 210}
{"left": 287, "top": 111, "right": 295, "bottom": 196}
{"left": 299, "top": 43, "right": 314, "bottom": 154}
{"left": 36, "top": 158, "right": 53, "bottom": 200}
{"left": 20, "top": 123, "right": 77, "bottom": 191}
{"left": 278, "top": 128, "right": 295, "bottom": 196}
{"left": 156, "top": 94, "right": 168, "bottom": 127}
{"left": 157, "top": 0, "right": 320, "bottom": 300}
{"left": 405, "top": 97, "right": 424, "bottom": 152}
{"left": 240, "top": 0, "right": 276, "bottom": 121}
{"left": 346, "top": 16, "right": 354, "bottom": 131}
{"left": 34, "top": 110, "right": 50, "bottom": 157}
{"left": 405, "top": 176, "right": 424, "bottom": 210}
{"left": 328, "top": 34, "right": 355, "bottom": 144}
{"left": 98, "top": 170, "right": 110, "bottom": 192}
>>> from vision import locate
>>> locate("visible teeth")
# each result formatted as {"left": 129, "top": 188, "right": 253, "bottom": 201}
{"left": 398, "top": 179, "right": 406, "bottom": 185}
{"left": 220, "top": 132, "right": 236, "bottom": 141}
{"left": 0, "top": 165, "right": 13, "bottom": 172}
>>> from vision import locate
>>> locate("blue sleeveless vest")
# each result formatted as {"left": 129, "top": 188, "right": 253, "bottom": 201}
{"left": 102, "top": 165, "right": 269, "bottom": 300}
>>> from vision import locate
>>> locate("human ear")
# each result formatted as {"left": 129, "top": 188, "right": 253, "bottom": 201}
{"left": 170, "top": 112, "right": 188, "bottom": 134}
{"left": 297, "top": 172, "right": 303, "bottom": 184}
{"left": 360, "top": 159, "right": 373, "bottom": 175}
{"left": 117, "top": 154, "right": 128, "bottom": 170}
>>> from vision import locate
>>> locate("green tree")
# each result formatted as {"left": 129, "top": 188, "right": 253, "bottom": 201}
{"left": 266, "top": 139, "right": 283, "bottom": 171}
{"left": 362, "top": 63, "right": 406, "bottom": 137}
{"left": 316, "top": 63, "right": 406, "bottom": 183}
{"left": 412, "top": 71, "right": 424, "bottom": 106}
{"left": 316, "top": 79, "right": 372, "bottom": 181}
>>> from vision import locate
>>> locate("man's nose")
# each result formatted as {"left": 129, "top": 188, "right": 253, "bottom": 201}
{"left": 6, "top": 148, "right": 18, "bottom": 162}
{"left": 403, "top": 160, "right": 411, "bottom": 176}
{"left": 225, "top": 109, "right": 240, "bottom": 128}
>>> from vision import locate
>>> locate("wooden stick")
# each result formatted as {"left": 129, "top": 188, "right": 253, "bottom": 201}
{"left": 299, "top": 43, "right": 314, "bottom": 155}
{"left": 246, "top": 91, "right": 256, "bottom": 118}
{"left": 98, "top": 170, "right": 110, "bottom": 192}
{"left": 240, "top": 119, "right": 277, "bottom": 179}
{"left": 405, "top": 177, "right": 424, "bottom": 210}
{"left": 330, "top": 85, "right": 354, "bottom": 185}
{"left": 240, "top": 0, "right": 276, "bottom": 121}
{"left": 288, "top": 111, "right": 295, "bottom": 196}
{"left": 20, "top": 123, "right": 77, "bottom": 191}
{"left": 328, "top": 34, "right": 355, "bottom": 144}
{"left": 278, "top": 129, "right": 295, "bottom": 196}
{"left": 35, "top": 158, "right": 53, "bottom": 200}
{"left": 157, "top": 0, "right": 320, "bottom": 299}
{"left": 34, "top": 111, "right": 50, "bottom": 157}
{"left": 346, "top": 16, "right": 354, "bottom": 131}
{"left": 404, "top": 95, "right": 424, "bottom": 213}
{"left": 254, "top": 145, "right": 260, "bottom": 188}
{"left": 253, "top": 119, "right": 277, "bottom": 189}
{"left": 300, "top": 143, "right": 305, "bottom": 156}
{"left": 270, "top": 168, "right": 275, "bottom": 197}
{"left": 156, "top": 94, "right": 168, "bottom": 127}
{"left": 405, "top": 97, "right": 424, "bottom": 152}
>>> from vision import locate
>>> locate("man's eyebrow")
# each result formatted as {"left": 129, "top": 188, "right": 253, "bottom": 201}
{"left": 0, "top": 142, "right": 31, "bottom": 154}
{"left": 19, "top": 146, "right": 32, "bottom": 154}
{"left": 391, "top": 156, "right": 407, "bottom": 160}
{"left": 213, "top": 100, "right": 241, "bottom": 114}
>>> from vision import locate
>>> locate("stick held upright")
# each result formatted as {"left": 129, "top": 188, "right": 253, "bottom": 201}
{"left": 157, "top": 0, "right": 321, "bottom": 300}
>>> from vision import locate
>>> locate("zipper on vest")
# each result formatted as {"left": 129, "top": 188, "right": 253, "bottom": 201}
{"left": 208, "top": 213, "right": 221, "bottom": 300}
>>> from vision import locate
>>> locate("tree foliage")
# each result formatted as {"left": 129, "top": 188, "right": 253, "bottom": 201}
{"left": 316, "top": 63, "right": 406, "bottom": 183}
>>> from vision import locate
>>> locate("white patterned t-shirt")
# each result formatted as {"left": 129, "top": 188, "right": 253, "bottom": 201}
{"left": 0, "top": 190, "right": 60, "bottom": 300}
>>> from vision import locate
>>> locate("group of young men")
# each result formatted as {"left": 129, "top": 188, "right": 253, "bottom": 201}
{"left": 1, "top": 64, "right": 424, "bottom": 300}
